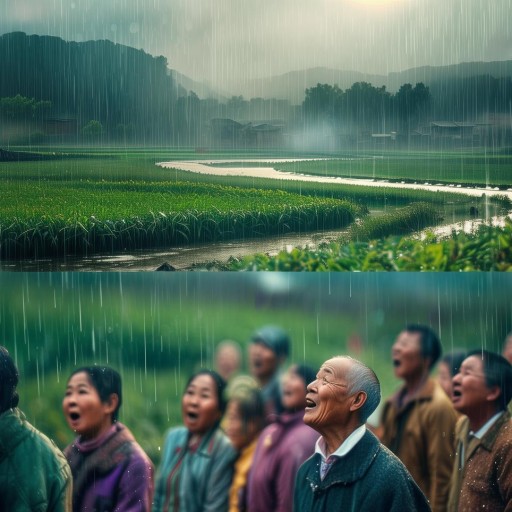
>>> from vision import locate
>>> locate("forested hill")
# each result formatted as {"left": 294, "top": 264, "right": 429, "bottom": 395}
{"left": 0, "top": 32, "right": 184, "bottom": 142}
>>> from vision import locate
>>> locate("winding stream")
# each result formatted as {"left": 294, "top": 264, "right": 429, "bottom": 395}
{"left": 2, "top": 158, "right": 510, "bottom": 271}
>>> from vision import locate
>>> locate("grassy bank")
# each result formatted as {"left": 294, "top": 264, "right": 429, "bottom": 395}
{"left": 224, "top": 218, "right": 512, "bottom": 271}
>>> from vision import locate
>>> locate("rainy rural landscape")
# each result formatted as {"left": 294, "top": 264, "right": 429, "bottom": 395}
{"left": 0, "top": 1, "right": 512, "bottom": 270}
{"left": 1, "top": 271, "right": 511, "bottom": 464}
{"left": 2, "top": 4, "right": 512, "bottom": 510}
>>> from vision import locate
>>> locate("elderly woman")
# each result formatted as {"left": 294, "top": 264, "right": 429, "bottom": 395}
{"left": 62, "top": 366, "right": 154, "bottom": 512}
{"left": 247, "top": 364, "right": 318, "bottom": 512}
{"left": 153, "top": 369, "right": 237, "bottom": 512}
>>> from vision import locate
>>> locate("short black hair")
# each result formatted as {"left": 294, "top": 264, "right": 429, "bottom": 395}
{"left": 405, "top": 324, "right": 442, "bottom": 369}
{"left": 68, "top": 366, "right": 123, "bottom": 421}
{"left": 0, "top": 346, "right": 19, "bottom": 413}
{"left": 185, "top": 369, "right": 228, "bottom": 415}
{"left": 466, "top": 349, "right": 512, "bottom": 410}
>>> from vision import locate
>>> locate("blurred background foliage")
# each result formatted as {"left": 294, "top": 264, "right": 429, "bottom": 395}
{"left": 1, "top": 272, "right": 511, "bottom": 464}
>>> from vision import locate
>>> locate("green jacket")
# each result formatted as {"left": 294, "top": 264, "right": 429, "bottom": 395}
{"left": 0, "top": 408, "right": 72, "bottom": 512}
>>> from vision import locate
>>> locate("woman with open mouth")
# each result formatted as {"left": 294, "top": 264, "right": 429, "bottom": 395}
{"left": 152, "top": 369, "right": 237, "bottom": 512}
{"left": 62, "top": 366, "right": 154, "bottom": 512}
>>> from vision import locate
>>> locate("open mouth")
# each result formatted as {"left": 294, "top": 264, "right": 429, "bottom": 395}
{"left": 305, "top": 398, "right": 316, "bottom": 409}
{"left": 392, "top": 359, "right": 401, "bottom": 367}
{"left": 186, "top": 411, "right": 199, "bottom": 421}
{"left": 69, "top": 412, "right": 80, "bottom": 421}
{"left": 452, "top": 389, "right": 462, "bottom": 401}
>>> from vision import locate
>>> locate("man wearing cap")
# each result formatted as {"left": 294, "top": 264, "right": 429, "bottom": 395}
{"left": 249, "top": 325, "right": 290, "bottom": 417}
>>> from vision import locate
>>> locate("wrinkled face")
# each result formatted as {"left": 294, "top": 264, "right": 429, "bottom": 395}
{"left": 281, "top": 366, "right": 308, "bottom": 411}
{"left": 452, "top": 356, "right": 495, "bottom": 415}
{"left": 225, "top": 400, "right": 257, "bottom": 451}
{"left": 391, "top": 331, "right": 426, "bottom": 380}
{"left": 182, "top": 374, "right": 222, "bottom": 436}
{"left": 249, "top": 342, "right": 279, "bottom": 382}
{"left": 437, "top": 361, "right": 453, "bottom": 397}
{"left": 304, "top": 357, "right": 353, "bottom": 431}
{"left": 62, "top": 372, "right": 114, "bottom": 440}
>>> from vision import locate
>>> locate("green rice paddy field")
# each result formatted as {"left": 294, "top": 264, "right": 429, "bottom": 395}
{"left": 0, "top": 147, "right": 510, "bottom": 259}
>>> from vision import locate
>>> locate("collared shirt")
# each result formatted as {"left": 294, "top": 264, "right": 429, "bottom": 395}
{"left": 461, "top": 411, "right": 504, "bottom": 465}
{"left": 471, "top": 411, "right": 503, "bottom": 439}
{"left": 314, "top": 424, "right": 367, "bottom": 480}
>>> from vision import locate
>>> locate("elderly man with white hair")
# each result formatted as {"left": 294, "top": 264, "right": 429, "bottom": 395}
{"left": 293, "top": 356, "right": 431, "bottom": 512}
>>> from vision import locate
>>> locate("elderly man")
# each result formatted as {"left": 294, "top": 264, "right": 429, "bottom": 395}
{"left": 294, "top": 356, "right": 430, "bottom": 511}
{"left": 379, "top": 324, "right": 457, "bottom": 512}
{"left": 0, "top": 346, "right": 72, "bottom": 511}
{"left": 448, "top": 350, "right": 512, "bottom": 512}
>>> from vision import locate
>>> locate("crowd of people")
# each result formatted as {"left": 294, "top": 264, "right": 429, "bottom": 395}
{"left": 1, "top": 323, "right": 512, "bottom": 512}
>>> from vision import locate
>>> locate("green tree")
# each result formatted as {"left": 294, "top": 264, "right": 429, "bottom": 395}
{"left": 342, "top": 82, "right": 391, "bottom": 133}
{"left": 81, "top": 120, "right": 103, "bottom": 139}
{"left": 303, "top": 83, "right": 343, "bottom": 125}
{"left": 394, "top": 82, "right": 431, "bottom": 132}
{"left": 0, "top": 94, "right": 51, "bottom": 121}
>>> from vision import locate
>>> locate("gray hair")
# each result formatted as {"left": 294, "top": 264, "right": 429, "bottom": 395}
{"left": 342, "top": 356, "right": 381, "bottom": 423}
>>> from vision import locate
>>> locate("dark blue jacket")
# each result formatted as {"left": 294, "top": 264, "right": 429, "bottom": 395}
{"left": 294, "top": 429, "right": 431, "bottom": 512}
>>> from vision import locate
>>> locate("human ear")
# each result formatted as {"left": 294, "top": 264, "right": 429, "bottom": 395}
{"left": 350, "top": 391, "right": 367, "bottom": 412}
{"left": 486, "top": 385, "right": 501, "bottom": 404}
{"left": 104, "top": 393, "right": 119, "bottom": 416}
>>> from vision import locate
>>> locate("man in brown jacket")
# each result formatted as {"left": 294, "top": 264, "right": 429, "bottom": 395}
{"left": 448, "top": 349, "right": 512, "bottom": 512}
{"left": 380, "top": 324, "right": 457, "bottom": 512}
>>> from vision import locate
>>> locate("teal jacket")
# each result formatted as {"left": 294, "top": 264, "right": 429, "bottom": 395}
{"left": 0, "top": 408, "right": 72, "bottom": 512}
{"left": 153, "top": 425, "right": 236, "bottom": 512}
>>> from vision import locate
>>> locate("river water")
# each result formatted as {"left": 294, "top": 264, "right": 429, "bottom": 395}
{"left": 2, "top": 159, "right": 510, "bottom": 271}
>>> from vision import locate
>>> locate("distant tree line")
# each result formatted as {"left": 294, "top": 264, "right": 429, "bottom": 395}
{"left": 1, "top": 32, "right": 511, "bottom": 147}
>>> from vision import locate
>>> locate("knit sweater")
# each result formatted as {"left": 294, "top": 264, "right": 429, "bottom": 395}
{"left": 64, "top": 422, "right": 154, "bottom": 512}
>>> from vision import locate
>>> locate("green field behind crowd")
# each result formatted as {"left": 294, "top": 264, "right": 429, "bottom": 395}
{"left": 1, "top": 272, "right": 510, "bottom": 465}
{"left": 1, "top": 146, "right": 508, "bottom": 261}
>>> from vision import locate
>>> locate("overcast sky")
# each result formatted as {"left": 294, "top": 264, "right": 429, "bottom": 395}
{"left": 1, "top": 0, "right": 511, "bottom": 91}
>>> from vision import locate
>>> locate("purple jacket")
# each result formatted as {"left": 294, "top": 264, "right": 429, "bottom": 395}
{"left": 64, "top": 423, "right": 154, "bottom": 512}
{"left": 246, "top": 410, "right": 318, "bottom": 512}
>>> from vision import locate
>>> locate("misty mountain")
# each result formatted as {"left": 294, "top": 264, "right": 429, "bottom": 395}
{"left": 170, "top": 70, "right": 227, "bottom": 102}
{"left": 234, "top": 68, "right": 387, "bottom": 105}
{"left": 0, "top": 32, "right": 187, "bottom": 141}
{"left": 230, "top": 61, "right": 512, "bottom": 105}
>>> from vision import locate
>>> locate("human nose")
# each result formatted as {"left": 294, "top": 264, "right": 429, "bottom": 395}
{"left": 306, "top": 378, "right": 318, "bottom": 393}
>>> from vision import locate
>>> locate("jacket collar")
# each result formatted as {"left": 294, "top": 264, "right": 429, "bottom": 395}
{"left": 305, "top": 430, "right": 380, "bottom": 491}
{"left": 460, "top": 410, "right": 510, "bottom": 460}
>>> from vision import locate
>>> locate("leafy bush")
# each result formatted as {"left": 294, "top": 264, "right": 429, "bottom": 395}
{"left": 226, "top": 218, "right": 512, "bottom": 271}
